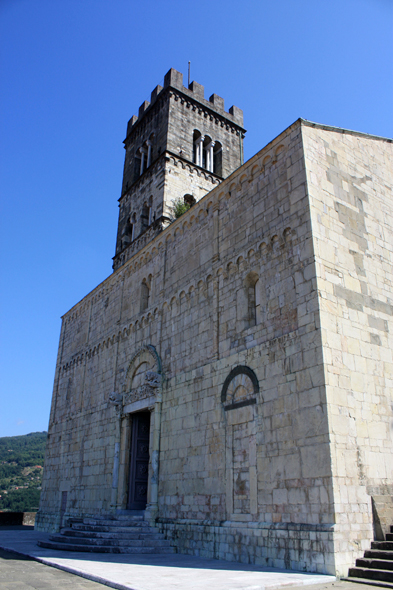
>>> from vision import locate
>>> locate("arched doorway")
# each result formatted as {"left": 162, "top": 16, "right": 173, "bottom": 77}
{"left": 128, "top": 411, "right": 150, "bottom": 509}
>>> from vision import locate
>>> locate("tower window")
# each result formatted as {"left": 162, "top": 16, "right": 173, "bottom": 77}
{"left": 139, "top": 146, "right": 148, "bottom": 175}
{"left": 193, "top": 130, "right": 203, "bottom": 167}
{"left": 204, "top": 136, "right": 214, "bottom": 172}
{"left": 141, "top": 202, "right": 149, "bottom": 232}
{"left": 213, "top": 141, "right": 222, "bottom": 176}
{"left": 193, "top": 130, "right": 222, "bottom": 174}
{"left": 148, "top": 196, "right": 153, "bottom": 225}
{"left": 131, "top": 213, "right": 136, "bottom": 241}
{"left": 136, "top": 134, "right": 154, "bottom": 179}
{"left": 184, "top": 194, "right": 196, "bottom": 207}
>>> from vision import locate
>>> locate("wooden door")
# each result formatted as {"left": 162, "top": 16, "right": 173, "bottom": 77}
{"left": 127, "top": 412, "right": 150, "bottom": 510}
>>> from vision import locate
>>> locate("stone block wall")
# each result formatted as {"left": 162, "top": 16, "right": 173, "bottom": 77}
{"left": 37, "top": 119, "right": 336, "bottom": 572}
{"left": 303, "top": 123, "right": 393, "bottom": 574}
{"left": 37, "top": 118, "right": 392, "bottom": 576}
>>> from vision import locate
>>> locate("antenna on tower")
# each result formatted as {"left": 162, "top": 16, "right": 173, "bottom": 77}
{"left": 188, "top": 61, "right": 191, "bottom": 87}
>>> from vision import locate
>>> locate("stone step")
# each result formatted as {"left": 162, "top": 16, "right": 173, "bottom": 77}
{"left": 61, "top": 528, "right": 165, "bottom": 541}
{"left": 348, "top": 567, "right": 393, "bottom": 584}
{"left": 113, "top": 510, "right": 144, "bottom": 517}
{"left": 372, "top": 543, "right": 393, "bottom": 552}
{"left": 38, "top": 512, "right": 176, "bottom": 555}
{"left": 345, "top": 577, "right": 393, "bottom": 589}
{"left": 37, "top": 540, "right": 176, "bottom": 554}
{"left": 365, "top": 550, "right": 393, "bottom": 561}
{"left": 49, "top": 534, "right": 171, "bottom": 548}
{"left": 356, "top": 559, "right": 393, "bottom": 571}
{"left": 72, "top": 524, "right": 153, "bottom": 533}
{"left": 82, "top": 517, "right": 145, "bottom": 526}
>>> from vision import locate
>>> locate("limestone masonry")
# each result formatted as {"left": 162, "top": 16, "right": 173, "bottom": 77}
{"left": 36, "top": 68, "right": 393, "bottom": 576}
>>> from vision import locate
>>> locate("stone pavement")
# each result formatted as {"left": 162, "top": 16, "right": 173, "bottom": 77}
{"left": 0, "top": 548, "right": 107, "bottom": 590}
{"left": 0, "top": 528, "right": 361, "bottom": 590}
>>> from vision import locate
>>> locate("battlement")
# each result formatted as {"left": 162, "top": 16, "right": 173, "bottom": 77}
{"left": 126, "top": 68, "right": 244, "bottom": 137}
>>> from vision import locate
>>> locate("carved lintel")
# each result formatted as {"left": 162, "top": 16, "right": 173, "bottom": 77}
{"left": 123, "top": 384, "right": 157, "bottom": 405}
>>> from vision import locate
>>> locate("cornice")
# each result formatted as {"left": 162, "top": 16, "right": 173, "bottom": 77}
{"left": 167, "top": 87, "right": 246, "bottom": 134}
{"left": 123, "top": 84, "right": 246, "bottom": 146}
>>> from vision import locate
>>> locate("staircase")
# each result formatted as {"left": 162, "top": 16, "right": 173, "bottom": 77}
{"left": 37, "top": 511, "right": 176, "bottom": 555}
{"left": 348, "top": 525, "right": 393, "bottom": 587}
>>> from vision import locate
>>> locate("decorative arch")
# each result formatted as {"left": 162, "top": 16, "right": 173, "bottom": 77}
{"left": 221, "top": 365, "right": 259, "bottom": 410}
{"left": 124, "top": 344, "right": 162, "bottom": 393}
{"left": 111, "top": 344, "right": 163, "bottom": 519}
{"left": 222, "top": 365, "right": 259, "bottom": 518}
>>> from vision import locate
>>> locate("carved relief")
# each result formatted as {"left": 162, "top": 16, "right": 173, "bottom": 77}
{"left": 123, "top": 345, "right": 162, "bottom": 410}
{"left": 109, "top": 392, "right": 123, "bottom": 406}
{"left": 108, "top": 346, "right": 162, "bottom": 415}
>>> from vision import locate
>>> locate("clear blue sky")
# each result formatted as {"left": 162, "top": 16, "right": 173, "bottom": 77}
{"left": 1, "top": 0, "right": 392, "bottom": 438}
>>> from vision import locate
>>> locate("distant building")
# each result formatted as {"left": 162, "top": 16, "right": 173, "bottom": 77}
{"left": 36, "top": 68, "right": 393, "bottom": 576}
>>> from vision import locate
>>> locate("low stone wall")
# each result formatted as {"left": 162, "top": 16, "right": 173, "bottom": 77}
{"left": 0, "top": 512, "right": 36, "bottom": 526}
{"left": 157, "top": 518, "right": 335, "bottom": 575}
{"left": 34, "top": 509, "right": 60, "bottom": 532}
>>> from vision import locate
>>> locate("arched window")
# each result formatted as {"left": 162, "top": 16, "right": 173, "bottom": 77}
{"left": 135, "top": 134, "right": 154, "bottom": 180}
{"left": 213, "top": 141, "right": 222, "bottom": 176}
{"left": 193, "top": 130, "right": 203, "bottom": 166}
{"left": 131, "top": 212, "right": 136, "bottom": 241}
{"left": 147, "top": 133, "right": 155, "bottom": 168}
{"left": 122, "top": 212, "right": 136, "bottom": 248}
{"left": 203, "top": 135, "right": 213, "bottom": 172}
{"left": 140, "top": 280, "right": 150, "bottom": 312}
{"left": 134, "top": 150, "right": 142, "bottom": 181}
{"left": 237, "top": 272, "right": 260, "bottom": 331}
{"left": 139, "top": 145, "right": 148, "bottom": 175}
{"left": 184, "top": 194, "right": 196, "bottom": 207}
{"left": 254, "top": 278, "right": 261, "bottom": 325}
{"left": 141, "top": 202, "right": 149, "bottom": 232}
{"left": 245, "top": 273, "right": 261, "bottom": 328}
{"left": 148, "top": 196, "right": 153, "bottom": 225}
{"left": 192, "top": 130, "right": 222, "bottom": 174}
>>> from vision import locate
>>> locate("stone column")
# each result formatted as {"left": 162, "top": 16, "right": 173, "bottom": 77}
{"left": 206, "top": 141, "right": 215, "bottom": 172}
{"left": 145, "top": 390, "right": 162, "bottom": 525}
{"left": 197, "top": 136, "right": 204, "bottom": 167}
{"left": 110, "top": 414, "right": 122, "bottom": 509}
{"left": 109, "top": 398, "right": 123, "bottom": 512}
{"left": 146, "top": 141, "right": 152, "bottom": 168}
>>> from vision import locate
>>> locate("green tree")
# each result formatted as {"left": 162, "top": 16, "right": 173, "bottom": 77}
{"left": 168, "top": 197, "right": 191, "bottom": 221}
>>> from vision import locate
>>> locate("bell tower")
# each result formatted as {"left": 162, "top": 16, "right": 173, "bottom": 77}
{"left": 113, "top": 68, "right": 246, "bottom": 271}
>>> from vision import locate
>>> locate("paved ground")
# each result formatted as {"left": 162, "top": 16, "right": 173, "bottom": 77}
{"left": 0, "top": 527, "right": 377, "bottom": 590}
{"left": 0, "top": 548, "right": 108, "bottom": 590}
{"left": 0, "top": 550, "right": 380, "bottom": 590}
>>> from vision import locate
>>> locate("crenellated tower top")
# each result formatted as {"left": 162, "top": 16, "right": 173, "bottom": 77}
{"left": 113, "top": 68, "right": 246, "bottom": 271}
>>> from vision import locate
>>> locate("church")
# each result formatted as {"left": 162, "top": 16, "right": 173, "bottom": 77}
{"left": 36, "top": 68, "right": 393, "bottom": 577}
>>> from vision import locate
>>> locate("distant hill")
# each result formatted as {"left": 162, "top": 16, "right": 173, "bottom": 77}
{"left": 0, "top": 431, "right": 47, "bottom": 512}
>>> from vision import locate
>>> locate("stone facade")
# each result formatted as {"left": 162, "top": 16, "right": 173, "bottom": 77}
{"left": 36, "top": 70, "right": 393, "bottom": 577}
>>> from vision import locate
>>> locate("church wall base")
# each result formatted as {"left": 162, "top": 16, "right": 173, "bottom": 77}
{"left": 157, "top": 519, "right": 336, "bottom": 575}
{"left": 34, "top": 510, "right": 62, "bottom": 533}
